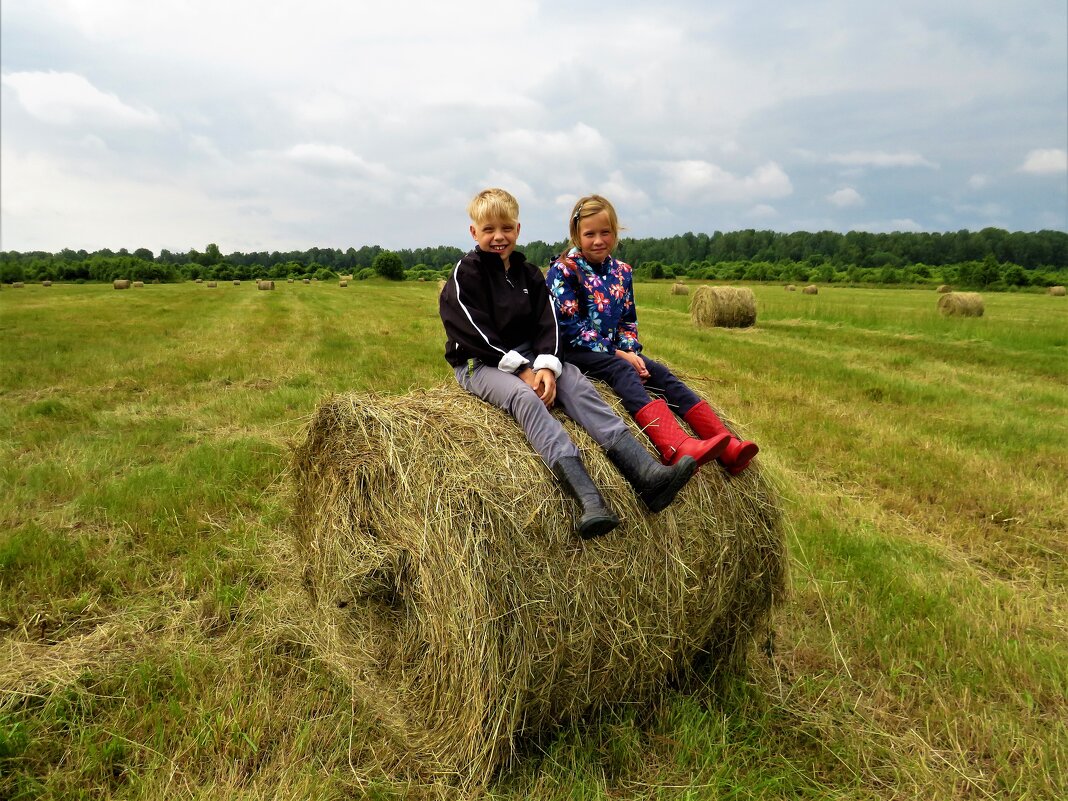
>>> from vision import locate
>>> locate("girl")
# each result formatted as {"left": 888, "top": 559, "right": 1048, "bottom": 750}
{"left": 545, "top": 195, "right": 759, "bottom": 475}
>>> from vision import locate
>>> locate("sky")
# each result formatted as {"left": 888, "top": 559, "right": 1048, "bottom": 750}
{"left": 1, "top": 0, "right": 1066, "bottom": 255}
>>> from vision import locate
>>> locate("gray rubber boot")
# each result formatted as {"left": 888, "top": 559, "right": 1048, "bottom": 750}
{"left": 551, "top": 457, "right": 620, "bottom": 539}
{"left": 606, "top": 433, "right": 696, "bottom": 512}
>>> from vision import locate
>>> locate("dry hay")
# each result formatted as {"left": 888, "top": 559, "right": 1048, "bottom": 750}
{"left": 42, "top": 280, "right": 52, "bottom": 287}
{"left": 303, "top": 278, "right": 311, "bottom": 285}
{"left": 936, "top": 284, "right": 952, "bottom": 293}
{"left": 801, "top": 285, "right": 818, "bottom": 295}
{"left": 689, "top": 285, "right": 757, "bottom": 328}
{"left": 207, "top": 281, "right": 218, "bottom": 287}
{"left": 438, "top": 279, "right": 447, "bottom": 292}
{"left": 133, "top": 280, "right": 145, "bottom": 288}
{"left": 785, "top": 284, "right": 796, "bottom": 291}
{"left": 1049, "top": 285, "right": 1066, "bottom": 296}
{"left": 938, "top": 291, "right": 984, "bottom": 317}
{"left": 288, "top": 277, "right": 294, "bottom": 283}
{"left": 258, "top": 280, "right": 276, "bottom": 290}
{"left": 233, "top": 279, "right": 241, "bottom": 286}
{"left": 291, "top": 383, "right": 785, "bottom": 788}
{"left": 671, "top": 282, "right": 689, "bottom": 295}
{"left": 113, "top": 279, "right": 131, "bottom": 290}
{"left": 12, "top": 281, "right": 25, "bottom": 288}
{"left": 339, "top": 280, "right": 349, "bottom": 287}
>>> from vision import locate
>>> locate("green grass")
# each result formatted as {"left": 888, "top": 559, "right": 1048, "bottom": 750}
{"left": 1, "top": 279, "right": 1065, "bottom": 799}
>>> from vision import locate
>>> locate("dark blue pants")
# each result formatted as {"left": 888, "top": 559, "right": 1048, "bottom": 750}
{"left": 563, "top": 348, "right": 701, "bottom": 418}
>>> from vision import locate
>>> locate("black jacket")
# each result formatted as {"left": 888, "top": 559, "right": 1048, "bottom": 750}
{"left": 440, "top": 247, "right": 562, "bottom": 376}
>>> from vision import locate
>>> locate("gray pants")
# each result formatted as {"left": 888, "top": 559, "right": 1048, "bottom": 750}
{"left": 454, "top": 358, "right": 629, "bottom": 467}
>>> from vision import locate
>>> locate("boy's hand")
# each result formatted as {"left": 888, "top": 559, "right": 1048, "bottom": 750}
{"left": 617, "top": 350, "right": 649, "bottom": 382}
{"left": 520, "top": 367, "right": 556, "bottom": 408}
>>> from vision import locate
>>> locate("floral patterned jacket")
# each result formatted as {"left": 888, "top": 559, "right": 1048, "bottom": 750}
{"left": 545, "top": 247, "right": 641, "bottom": 354}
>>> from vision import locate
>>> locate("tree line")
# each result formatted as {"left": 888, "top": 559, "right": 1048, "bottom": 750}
{"left": 2, "top": 227, "right": 1065, "bottom": 289}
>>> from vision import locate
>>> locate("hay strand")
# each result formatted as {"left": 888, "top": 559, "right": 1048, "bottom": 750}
{"left": 291, "top": 384, "right": 785, "bottom": 787}
{"left": 689, "top": 286, "right": 757, "bottom": 328}
{"left": 1048, "top": 285, "right": 1066, "bottom": 296}
{"left": 938, "top": 292, "right": 984, "bottom": 317}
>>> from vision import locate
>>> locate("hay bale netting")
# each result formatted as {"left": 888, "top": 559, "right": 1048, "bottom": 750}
{"left": 801, "top": 284, "right": 818, "bottom": 295}
{"left": 689, "top": 285, "right": 757, "bottom": 328}
{"left": 113, "top": 279, "right": 131, "bottom": 290}
{"left": 1049, "top": 285, "right": 1066, "bottom": 296}
{"left": 936, "top": 284, "right": 953, "bottom": 293}
{"left": 785, "top": 284, "right": 796, "bottom": 292}
{"left": 938, "top": 292, "right": 984, "bottom": 317}
{"left": 257, "top": 280, "right": 275, "bottom": 290}
{"left": 291, "top": 385, "right": 785, "bottom": 787}
{"left": 671, "top": 282, "right": 689, "bottom": 296}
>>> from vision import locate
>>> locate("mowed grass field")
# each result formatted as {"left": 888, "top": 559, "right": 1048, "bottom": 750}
{"left": 1, "top": 279, "right": 1065, "bottom": 800}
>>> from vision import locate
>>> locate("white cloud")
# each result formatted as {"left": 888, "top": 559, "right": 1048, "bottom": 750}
{"left": 826, "top": 151, "right": 937, "bottom": 169}
{"left": 827, "top": 187, "right": 864, "bottom": 207}
{"left": 967, "top": 174, "right": 990, "bottom": 190}
{"left": 658, "top": 160, "right": 793, "bottom": 204}
{"left": 280, "top": 143, "right": 390, "bottom": 179}
{"left": 747, "top": 204, "right": 779, "bottom": 219}
{"left": 1, "top": 70, "right": 162, "bottom": 128}
{"left": 1019, "top": 148, "right": 1068, "bottom": 174}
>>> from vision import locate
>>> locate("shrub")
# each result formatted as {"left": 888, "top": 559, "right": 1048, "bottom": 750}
{"left": 372, "top": 251, "right": 405, "bottom": 281}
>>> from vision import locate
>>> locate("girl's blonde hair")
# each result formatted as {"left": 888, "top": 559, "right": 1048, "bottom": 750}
{"left": 468, "top": 188, "right": 519, "bottom": 225}
{"left": 567, "top": 194, "right": 620, "bottom": 248}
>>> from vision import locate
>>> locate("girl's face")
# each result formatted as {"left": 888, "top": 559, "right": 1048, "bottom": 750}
{"left": 577, "top": 210, "right": 616, "bottom": 264}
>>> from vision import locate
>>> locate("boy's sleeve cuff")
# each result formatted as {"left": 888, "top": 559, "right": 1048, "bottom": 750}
{"left": 498, "top": 350, "right": 529, "bottom": 373}
{"left": 532, "top": 354, "right": 563, "bottom": 378}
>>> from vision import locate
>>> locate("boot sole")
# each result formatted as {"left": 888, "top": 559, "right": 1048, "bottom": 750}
{"left": 578, "top": 514, "right": 620, "bottom": 539}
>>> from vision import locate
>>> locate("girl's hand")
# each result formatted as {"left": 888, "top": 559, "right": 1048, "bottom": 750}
{"left": 617, "top": 350, "right": 649, "bottom": 382}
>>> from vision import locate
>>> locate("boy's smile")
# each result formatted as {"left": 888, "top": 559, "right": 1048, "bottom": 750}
{"left": 471, "top": 218, "right": 520, "bottom": 265}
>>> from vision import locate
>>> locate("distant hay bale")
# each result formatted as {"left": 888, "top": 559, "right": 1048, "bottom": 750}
{"left": 936, "top": 284, "right": 952, "bottom": 293}
{"left": 132, "top": 281, "right": 145, "bottom": 288}
{"left": 113, "top": 279, "right": 131, "bottom": 290}
{"left": 690, "top": 286, "right": 757, "bottom": 328}
{"left": 785, "top": 284, "right": 796, "bottom": 292}
{"left": 801, "top": 285, "right": 818, "bottom": 295}
{"left": 1049, "top": 285, "right": 1066, "bottom": 296}
{"left": 233, "top": 280, "right": 241, "bottom": 286}
{"left": 938, "top": 292, "right": 984, "bottom": 317}
{"left": 195, "top": 278, "right": 203, "bottom": 284}
{"left": 303, "top": 278, "right": 311, "bottom": 284}
{"left": 339, "top": 280, "right": 349, "bottom": 287}
{"left": 671, "top": 282, "right": 689, "bottom": 295}
{"left": 287, "top": 278, "right": 294, "bottom": 283}
{"left": 42, "top": 280, "right": 52, "bottom": 287}
{"left": 257, "top": 280, "right": 275, "bottom": 290}
{"left": 291, "top": 385, "right": 785, "bottom": 787}
{"left": 12, "top": 281, "right": 25, "bottom": 288}
{"left": 207, "top": 281, "right": 217, "bottom": 288}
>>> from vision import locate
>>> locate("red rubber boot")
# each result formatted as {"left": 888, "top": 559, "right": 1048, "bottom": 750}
{"left": 634, "top": 398, "right": 729, "bottom": 468}
{"left": 683, "top": 400, "right": 759, "bottom": 475}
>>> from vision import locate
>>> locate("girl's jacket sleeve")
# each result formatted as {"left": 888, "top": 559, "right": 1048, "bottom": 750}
{"left": 616, "top": 268, "right": 642, "bottom": 352}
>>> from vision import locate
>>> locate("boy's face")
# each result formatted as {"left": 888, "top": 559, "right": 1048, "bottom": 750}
{"left": 470, "top": 217, "right": 520, "bottom": 265}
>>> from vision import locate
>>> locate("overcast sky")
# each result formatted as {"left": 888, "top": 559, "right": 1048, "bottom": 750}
{"left": 2, "top": 0, "right": 1066, "bottom": 255}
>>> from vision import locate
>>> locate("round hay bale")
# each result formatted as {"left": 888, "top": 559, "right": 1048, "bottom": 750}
{"left": 233, "top": 279, "right": 241, "bottom": 286}
{"left": 113, "top": 279, "right": 131, "bottom": 290}
{"left": 339, "top": 280, "right": 349, "bottom": 287}
{"left": 936, "top": 284, "right": 952, "bottom": 293}
{"left": 287, "top": 277, "right": 294, "bottom": 283}
{"left": 257, "top": 280, "right": 275, "bottom": 290}
{"left": 438, "top": 279, "right": 447, "bottom": 292}
{"left": 801, "top": 285, "right": 818, "bottom": 295}
{"left": 671, "top": 282, "right": 689, "bottom": 296}
{"left": 689, "top": 286, "right": 757, "bottom": 328}
{"left": 12, "top": 281, "right": 25, "bottom": 288}
{"left": 1048, "top": 285, "right": 1066, "bottom": 296}
{"left": 132, "top": 280, "right": 145, "bottom": 288}
{"left": 785, "top": 284, "right": 796, "bottom": 292}
{"left": 291, "top": 385, "right": 785, "bottom": 787}
{"left": 207, "top": 281, "right": 217, "bottom": 288}
{"left": 938, "top": 291, "right": 984, "bottom": 317}
{"left": 303, "top": 278, "right": 311, "bottom": 285}
{"left": 42, "top": 280, "right": 52, "bottom": 287}
{"left": 195, "top": 278, "right": 203, "bottom": 284}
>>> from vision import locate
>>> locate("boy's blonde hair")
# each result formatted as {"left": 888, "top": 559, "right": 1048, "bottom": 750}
{"left": 568, "top": 194, "right": 620, "bottom": 247}
{"left": 467, "top": 188, "right": 520, "bottom": 225}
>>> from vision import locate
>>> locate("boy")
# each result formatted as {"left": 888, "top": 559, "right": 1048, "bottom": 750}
{"left": 439, "top": 188, "right": 696, "bottom": 539}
